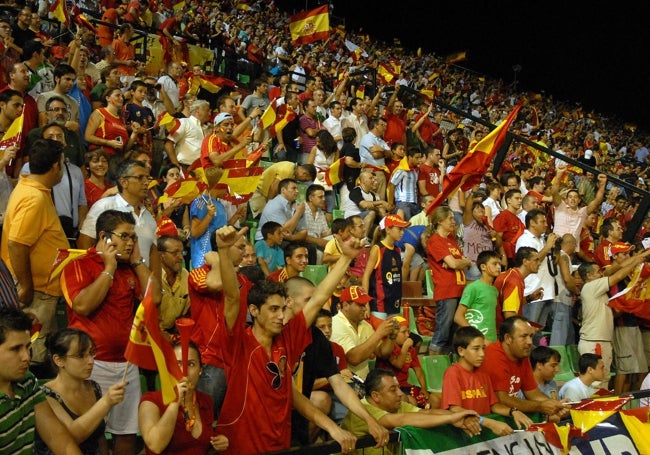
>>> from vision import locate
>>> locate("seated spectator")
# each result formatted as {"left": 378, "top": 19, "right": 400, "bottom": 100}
{"left": 267, "top": 242, "right": 309, "bottom": 283}
{"left": 344, "top": 169, "right": 390, "bottom": 238}
{"left": 342, "top": 368, "right": 479, "bottom": 455}
{"left": 255, "top": 221, "right": 285, "bottom": 276}
{"left": 331, "top": 285, "right": 398, "bottom": 379}
{"left": 139, "top": 342, "right": 228, "bottom": 453}
{"left": 375, "top": 316, "right": 439, "bottom": 409}
{"left": 477, "top": 316, "right": 568, "bottom": 421}
{"left": 323, "top": 218, "right": 351, "bottom": 269}
{"left": 441, "top": 327, "right": 532, "bottom": 436}
{"left": 529, "top": 346, "right": 561, "bottom": 400}
{"left": 35, "top": 328, "right": 126, "bottom": 454}
{"left": 559, "top": 354, "right": 606, "bottom": 402}
{"left": 409, "top": 194, "right": 434, "bottom": 226}
{"left": 302, "top": 184, "right": 332, "bottom": 261}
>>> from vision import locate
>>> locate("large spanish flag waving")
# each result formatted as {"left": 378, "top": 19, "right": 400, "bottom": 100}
{"left": 426, "top": 103, "right": 522, "bottom": 216}
{"left": 289, "top": 5, "right": 329, "bottom": 45}
{"left": 124, "top": 279, "right": 183, "bottom": 404}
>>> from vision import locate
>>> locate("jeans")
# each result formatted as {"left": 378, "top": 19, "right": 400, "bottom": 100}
{"left": 549, "top": 302, "right": 575, "bottom": 346}
{"left": 522, "top": 299, "right": 553, "bottom": 328}
{"left": 196, "top": 364, "right": 227, "bottom": 419}
{"left": 429, "top": 298, "right": 459, "bottom": 352}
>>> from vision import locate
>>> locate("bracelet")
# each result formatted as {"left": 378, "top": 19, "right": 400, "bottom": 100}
{"left": 101, "top": 271, "right": 114, "bottom": 280}
{"left": 478, "top": 416, "right": 485, "bottom": 426}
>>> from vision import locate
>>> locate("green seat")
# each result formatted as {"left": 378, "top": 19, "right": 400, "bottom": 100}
{"left": 407, "top": 367, "right": 421, "bottom": 387}
{"left": 299, "top": 265, "right": 328, "bottom": 286}
{"left": 368, "top": 358, "right": 376, "bottom": 371}
{"left": 258, "top": 160, "right": 274, "bottom": 170}
{"left": 249, "top": 227, "right": 257, "bottom": 245}
{"left": 404, "top": 305, "right": 432, "bottom": 353}
{"left": 566, "top": 344, "right": 580, "bottom": 373}
{"left": 425, "top": 269, "right": 434, "bottom": 298}
{"left": 421, "top": 355, "right": 452, "bottom": 392}
{"left": 549, "top": 345, "right": 578, "bottom": 383}
{"left": 332, "top": 209, "right": 345, "bottom": 221}
{"left": 237, "top": 73, "right": 250, "bottom": 84}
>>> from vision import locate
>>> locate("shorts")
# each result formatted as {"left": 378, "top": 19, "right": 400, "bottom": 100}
{"left": 613, "top": 326, "right": 648, "bottom": 374}
{"left": 91, "top": 360, "right": 141, "bottom": 434}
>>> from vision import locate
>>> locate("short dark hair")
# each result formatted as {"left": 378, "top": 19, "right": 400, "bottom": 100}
{"left": 0, "top": 89, "right": 21, "bottom": 105}
{"left": 528, "top": 176, "right": 545, "bottom": 188}
{"left": 46, "top": 328, "right": 94, "bottom": 371}
{"left": 331, "top": 218, "right": 350, "bottom": 235}
{"left": 530, "top": 346, "right": 561, "bottom": 369}
{"left": 579, "top": 353, "right": 601, "bottom": 375}
{"left": 452, "top": 326, "right": 484, "bottom": 354}
{"left": 45, "top": 95, "right": 67, "bottom": 112}
{"left": 369, "top": 117, "right": 386, "bottom": 130}
{"left": 498, "top": 315, "right": 529, "bottom": 342}
{"left": 0, "top": 308, "right": 32, "bottom": 345}
{"left": 278, "top": 178, "right": 297, "bottom": 192}
{"left": 29, "top": 139, "right": 63, "bottom": 175}
{"left": 54, "top": 63, "right": 76, "bottom": 82}
{"left": 514, "top": 246, "right": 538, "bottom": 267}
{"left": 476, "top": 250, "right": 500, "bottom": 270}
{"left": 157, "top": 235, "right": 183, "bottom": 251}
{"left": 525, "top": 208, "right": 546, "bottom": 229}
{"left": 297, "top": 164, "right": 317, "bottom": 181}
{"left": 342, "top": 127, "right": 356, "bottom": 143}
{"left": 578, "top": 262, "right": 598, "bottom": 281}
{"left": 306, "top": 184, "right": 325, "bottom": 201}
{"left": 504, "top": 188, "right": 522, "bottom": 204}
{"left": 247, "top": 280, "right": 287, "bottom": 311}
{"left": 22, "top": 40, "right": 44, "bottom": 61}
{"left": 364, "top": 368, "right": 394, "bottom": 397}
{"left": 261, "top": 221, "right": 282, "bottom": 240}
{"left": 283, "top": 242, "right": 308, "bottom": 261}
{"left": 95, "top": 209, "right": 135, "bottom": 239}
{"left": 601, "top": 219, "right": 619, "bottom": 238}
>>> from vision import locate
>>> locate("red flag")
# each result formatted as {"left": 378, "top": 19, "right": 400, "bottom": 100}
{"left": 70, "top": 5, "right": 97, "bottom": 33}
{"left": 527, "top": 422, "right": 583, "bottom": 453}
{"left": 49, "top": 248, "right": 91, "bottom": 282}
{"left": 570, "top": 396, "right": 632, "bottom": 432}
{"left": 270, "top": 104, "right": 296, "bottom": 138}
{"left": 324, "top": 157, "right": 345, "bottom": 186}
{"left": 289, "top": 5, "right": 329, "bottom": 45}
{"left": 426, "top": 103, "right": 522, "bottom": 216}
{"left": 124, "top": 280, "right": 183, "bottom": 404}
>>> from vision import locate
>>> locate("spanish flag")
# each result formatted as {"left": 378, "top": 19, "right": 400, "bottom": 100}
{"left": 377, "top": 63, "right": 396, "bottom": 85}
{"left": 527, "top": 422, "right": 582, "bottom": 454}
{"left": 570, "top": 396, "right": 631, "bottom": 433}
{"left": 187, "top": 74, "right": 235, "bottom": 95}
{"left": 0, "top": 112, "right": 24, "bottom": 149}
{"left": 426, "top": 103, "right": 522, "bottom": 216}
{"left": 159, "top": 178, "right": 208, "bottom": 205}
{"left": 155, "top": 112, "right": 181, "bottom": 135}
{"left": 124, "top": 279, "right": 183, "bottom": 404}
{"left": 324, "top": 157, "right": 344, "bottom": 186}
{"left": 49, "top": 0, "right": 69, "bottom": 26}
{"left": 270, "top": 104, "right": 296, "bottom": 138}
{"left": 289, "top": 5, "right": 329, "bottom": 45}
{"left": 218, "top": 165, "right": 264, "bottom": 196}
{"left": 259, "top": 100, "right": 277, "bottom": 130}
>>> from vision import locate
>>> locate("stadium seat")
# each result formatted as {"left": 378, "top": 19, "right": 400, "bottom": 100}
{"left": 421, "top": 355, "right": 452, "bottom": 392}
{"left": 567, "top": 344, "right": 580, "bottom": 373}
{"left": 425, "top": 269, "right": 434, "bottom": 298}
{"left": 407, "top": 367, "right": 421, "bottom": 387}
{"left": 549, "top": 345, "right": 578, "bottom": 382}
{"left": 403, "top": 305, "right": 432, "bottom": 354}
{"left": 299, "top": 264, "right": 328, "bottom": 285}
{"left": 332, "top": 209, "right": 345, "bottom": 220}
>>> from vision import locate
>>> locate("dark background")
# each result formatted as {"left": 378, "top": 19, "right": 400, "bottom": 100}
{"left": 281, "top": 0, "right": 650, "bottom": 132}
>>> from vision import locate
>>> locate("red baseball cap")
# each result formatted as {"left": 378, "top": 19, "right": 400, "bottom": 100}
{"left": 340, "top": 286, "right": 373, "bottom": 304}
{"left": 610, "top": 242, "right": 634, "bottom": 256}
{"left": 379, "top": 214, "right": 410, "bottom": 229}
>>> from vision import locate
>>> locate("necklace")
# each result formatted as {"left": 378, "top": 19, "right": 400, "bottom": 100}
{"left": 182, "top": 392, "right": 197, "bottom": 432}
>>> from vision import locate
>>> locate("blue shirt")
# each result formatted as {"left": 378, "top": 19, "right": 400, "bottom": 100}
{"left": 190, "top": 196, "right": 227, "bottom": 269}
{"left": 256, "top": 194, "right": 305, "bottom": 241}
{"left": 359, "top": 131, "right": 388, "bottom": 167}
{"left": 255, "top": 239, "right": 285, "bottom": 272}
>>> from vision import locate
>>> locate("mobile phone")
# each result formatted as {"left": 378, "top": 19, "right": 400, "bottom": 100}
{"left": 104, "top": 234, "right": 112, "bottom": 244}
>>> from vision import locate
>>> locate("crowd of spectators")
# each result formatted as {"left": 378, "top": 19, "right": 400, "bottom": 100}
{"left": 1, "top": 0, "right": 650, "bottom": 454}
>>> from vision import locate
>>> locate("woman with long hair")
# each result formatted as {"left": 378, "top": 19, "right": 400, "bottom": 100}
{"left": 426, "top": 206, "right": 472, "bottom": 355}
{"left": 139, "top": 343, "right": 228, "bottom": 454}
{"left": 34, "top": 328, "right": 125, "bottom": 455}
{"left": 84, "top": 149, "right": 111, "bottom": 209}
{"left": 308, "top": 130, "right": 339, "bottom": 223}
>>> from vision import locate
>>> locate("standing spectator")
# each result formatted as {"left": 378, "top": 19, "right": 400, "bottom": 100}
{"left": 493, "top": 189, "right": 525, "bottom": 267}
{"left": 593, "top": 219, "right": 623, "bottom": 268}
{"left": 383, "top": 88, "right": 407, "bottom": 146}
{"left": 426, "top": 206, "right": 472, "bottom": 355}
{"left": 36, "top": 63, "right": 79, "bottom": 132}
{"left": 462, "top": 191, "right": 496, "bottom": 280}
{"left": 123, "top": 80, "right": 155, "bottom": 154}
{"left": 412, "top": 101, "right": 437, "bottom": 148}
{"left": 417, "top": 147, "right": 444, "bottom": 199}
{"left": 157, "top": 61, "right": 184, "bottom": 110}
{"left": 342, "top": 97, "right": 369, "bottom": 148}
{"left": 0, "top": 308, "right": 82, "bottom": 455}
{"left": 11, "top": 7, "right": 35, "bottom": 53}
{"left": 362, "top": 214, "right": 409, "bottom": 318}
{"left": 189, "top": 190, "right": 227, "bottom": 269}
{"left": 302, "top": 184, "right": 332, "bottom": 260}
{"left": 156, "top": 235, "right": 190, "bottom": 340}
{"left": 340, "top": 126, "right": 360, "bottom": 206}
{"left": 62, "top": 209, "right": 159, "bottom": 455}
{"left": 164, "top": 99, "right": 211, "bottom": 167}
{"left": 307, "top": 130, "right": 339, "bottom": 221}
{"left": 1, "top": 139, "right": 68, "bottom": 369}
{"left": 90, "top": 65, "right": 122, "bottom": 110}
{"left": 323, "top": 100, "right": 344, "bottom": 150}
{"left": 493, "top": 247, "right": 543, "bottom": 324}
{"left": 83, "top": 150, "right": 110, "bottom": 209}
{"left": 299, "top": 98, "right": 323, "bottom": 163}
{"left": 389, "top": 147, "right": 422, "bottom": 220}
{"left": 112, "top": 24, "right": 137, "bottom": 77}
{"left": 359, "top": 117, "right": 391, "bottom": 201}
{"left": 551, "top": 234, "right": 580, "bottom": 346}
{"left": 238, "top": 78, "right": 269, "bottom": 124}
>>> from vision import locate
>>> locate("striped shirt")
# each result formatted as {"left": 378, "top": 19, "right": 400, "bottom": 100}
{"left": 390, "top": 168, "right": 419, "bottom": 203}
{"left": 0, "top": 372, "right": 46, "bottom": 454}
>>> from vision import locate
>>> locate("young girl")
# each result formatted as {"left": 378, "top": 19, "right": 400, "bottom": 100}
{"left": 362, "top": 214, "right": 409, "bottom": 318}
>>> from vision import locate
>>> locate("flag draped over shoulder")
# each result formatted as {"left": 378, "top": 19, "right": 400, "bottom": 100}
{"left": 0, "top": 112, "right": 24, "bottom": 148}
{"left": 426, "top": 103, "right": 522, "bottom": 216}
{"left": 289, "top": 5, "right": 329, "bottom": 45}
{"left": 124, "top": 280, "right": 183, "bottom": 404}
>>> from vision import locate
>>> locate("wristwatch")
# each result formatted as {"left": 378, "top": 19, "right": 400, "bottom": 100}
{"left": 131, "top": 257, "right": 146, "bottom": 268}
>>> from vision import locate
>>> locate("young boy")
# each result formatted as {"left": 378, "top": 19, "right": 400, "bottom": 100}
{"left": 453, "top": 250, "right": 502, "bottom": 343}
{"left": 441, "top": 326, "right": 532, "bottom": 435}
{"left": 323, "top": 218, "right": 352, "bottom": 269}
{"left": 559, "top": 353, "right": 606, "bottom": 402}
{"left": 376, "top": 316, "right": 438, "bottom": 409}
{"left": 254, "top": 221, "right": 285, "bottom": 275}
{"left": 123, "top": 79, "right": 155, "bottom": 153}
{"left": 313, "top": 309, "right": 352, "bottom": 378}
{"left": 530, "top": 346, "right": 561, "bottom": 400}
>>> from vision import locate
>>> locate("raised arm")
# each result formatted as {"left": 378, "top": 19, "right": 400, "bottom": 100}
{"left": 586, "top": 174, "right": 607, "bottom": 215}
{"left": 216, "top": 226, "right": 248, "bottom": 330}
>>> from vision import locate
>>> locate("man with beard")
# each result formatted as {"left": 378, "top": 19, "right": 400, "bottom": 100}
{"left": 26, "top": 95, "right": 86, "bottom": 166}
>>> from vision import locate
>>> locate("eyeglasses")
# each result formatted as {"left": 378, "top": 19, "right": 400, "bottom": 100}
{"left": 123, "top": 174, "right": 153, "bottom": 182}
{"left": 107, "top": 231, "right": 138, "bottom": 242}
{"left": 266, "top": 361, "right": 282, "bottom": 390}
{"left": 67, "top": 349, "right": 97, "bottom": 360}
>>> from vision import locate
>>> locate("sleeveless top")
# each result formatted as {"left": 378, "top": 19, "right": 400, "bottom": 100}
{"left": 34, "top": 380, "right": 105, "bottom": 455}
{"left": 369, "top": 241, "right": 402, "bottom": 315}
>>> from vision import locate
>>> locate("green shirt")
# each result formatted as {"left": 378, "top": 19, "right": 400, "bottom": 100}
{"left": 0, "top": 371, "right": 47, "bottom": 454}
{"left": 459, "top": 279, "right": 498, "bottom": 342}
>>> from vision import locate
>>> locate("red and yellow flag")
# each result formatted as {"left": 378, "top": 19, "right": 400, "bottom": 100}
{"left": 49, "top": 0, "right": 69, "bottom": 26}
{"left": 259, "top": 100, "right": 277, "bottom": 130}
{"left": 49, "top": 248, "right": 91, "bottom": 282}
{"left": 218, "top": 165, "right": 264, "bottom": 196}
{"left": 160, "top": 178, "right": 208, "bottom": 204}
{"left": 155, "top": 112, "right": 181, "bottom": 135}
{"left": 124, "top": 280, "right": 183, "bottom": 404}
{"left": 445, "top": 51, "right": 467, "bottom": 64}
{"left": 527, "top": 422, "right": 582, "bottom": 454}
{"left": 187, "top": 74, "right": 235, "bottom": 95}
{"left": 570, "top": 396, "right": 632, "bottom": 433}
{"left": 289, "top": 5, "right": 329, "bottom": 45}
{"left": 270, "top": 104, "right": 296, "bottom": 138}
{"left": 426, "top": 103, "right": 522, "bottom": 216}
{"left": 0, "top": 112, "right": 24, "bottom": 149}
{"left": 377, "top": 63, "right": 397, "bottom": 85}
{"left": 324, "top": 157, "right": 344, "bottom": 186}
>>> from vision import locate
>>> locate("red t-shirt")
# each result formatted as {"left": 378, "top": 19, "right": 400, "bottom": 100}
{"left": 414, "top": 112, "right": 436, "bottom": 146}
{"left": 331, "top": 341, "right": 348, "bottom": 371}
{"left": 441, "top": 362, "right": 498, "bottom": 415}
{"left": 593, "top": 238, "right": 612, "bottom": 268}
{"left": 215, "top": 304, "right": 312, "bottom": 455}
{"left": 199, "top": 133, "right": 230, "bottom": 169}
{"left": 267, "top": 267, "right": 290, "bottom": 283}
{"left": 417, "top": 162, "right": 441, "bottom": 197}
{"left": 383, "top": 111, "right": 406, "bottom": 146}
{"left": 493, "top": 210, "right": 525, "bottom": 260}
{"left": 493, "top": 267, "right": 525, "bottom": 328}
{"left": 426, "top": 233, "right": 466, "bottom": 300}
{"left": 62, "top": 249, "right": 141, "bottom": 362}
{"left": 478, "top": 342, "right": 537, "bottom": 397}
{"left": 579, "top": 227, "right": 596, "bottom": 263}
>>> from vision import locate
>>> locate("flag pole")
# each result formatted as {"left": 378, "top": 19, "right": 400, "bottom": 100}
{"left": 122, "top": 362, "right": 130, "bottom": 383}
